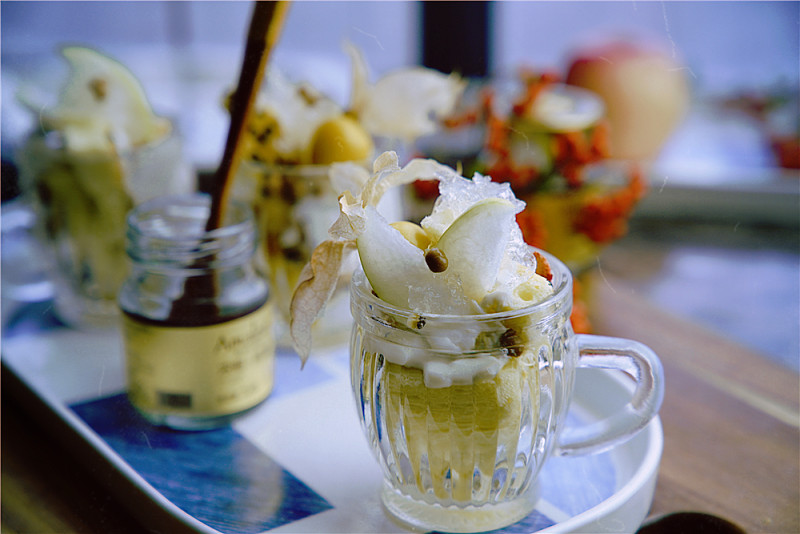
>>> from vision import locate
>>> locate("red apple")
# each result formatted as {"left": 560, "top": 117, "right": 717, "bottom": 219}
{"left": 566, "top": 40, "right": 691, "bottom": 161}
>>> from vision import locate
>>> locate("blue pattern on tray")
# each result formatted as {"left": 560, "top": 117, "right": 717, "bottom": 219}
{"left": 2, "top": 300, "right": 66, "bottom": 337}
{"left": 69, "top": 374, "right": 616, "bottom": 533}
{"left": 72, "top": 393, "right": 333, "bottom": 534}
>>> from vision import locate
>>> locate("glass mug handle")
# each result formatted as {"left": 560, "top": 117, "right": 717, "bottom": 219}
{"left": 556, "top": 334, "right": 665, "bottom": 456}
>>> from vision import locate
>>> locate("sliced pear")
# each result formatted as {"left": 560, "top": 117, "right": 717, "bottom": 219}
{"left": 435, "top": 198, "right": 518, "bottom": 301}
{"left": 358, "top": 198, "right": 519, "bottom": 311}
{"left": 356, "top": 206, "right": 438, "bottom": 308}
{"left": 49, "top": 46, "right": 169, "bottom": 149}
{"left": 344, "top": 41, "right": 466, "bottom": 142}
{"left": 356, "top": 206, "right": 476, "bottom": 314}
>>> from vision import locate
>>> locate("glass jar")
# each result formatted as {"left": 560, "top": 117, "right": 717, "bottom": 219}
{"left": 119, "top": 194, "right": 275, "bottom": 430}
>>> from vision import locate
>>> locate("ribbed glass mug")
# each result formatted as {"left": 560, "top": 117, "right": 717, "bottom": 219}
{"left": 350, "top": 249, "right": 664, "bottom": 533}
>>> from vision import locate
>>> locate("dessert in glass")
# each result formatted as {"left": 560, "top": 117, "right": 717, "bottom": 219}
{"left": 290, "top": 152, "right": 664, "bottom": 532}
{"left": 232, "top": 44, "right": 464, "bottom": 346}
{"left": 16, "top": 46, "right": 192, "bottom": 328}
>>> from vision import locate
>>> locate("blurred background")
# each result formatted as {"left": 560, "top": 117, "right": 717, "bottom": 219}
{"left": 3, "top": 2, "right": 797, "bottom": 172}
{"left": 2, "top": 1, "right": 798, "bottom": 368}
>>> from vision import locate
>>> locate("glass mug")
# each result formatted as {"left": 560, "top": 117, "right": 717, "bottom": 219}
{"left": 350, "top": 249, "right": 664, "bottom": 533}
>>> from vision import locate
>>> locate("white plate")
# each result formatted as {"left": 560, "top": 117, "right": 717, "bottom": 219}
{"left": 2, "top": 301, "right": 662, "bottom": 534}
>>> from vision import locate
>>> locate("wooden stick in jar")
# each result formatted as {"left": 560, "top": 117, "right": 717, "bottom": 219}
{"left": 206, "top": 0, "right": 290, "bottom": 231}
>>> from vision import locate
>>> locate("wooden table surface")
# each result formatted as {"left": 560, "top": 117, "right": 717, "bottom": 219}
{"left": 2, "top": 252, "right": 799, "bottom": 533}
{"left": 590, "top": 272, "right": 799, "bottom": 534}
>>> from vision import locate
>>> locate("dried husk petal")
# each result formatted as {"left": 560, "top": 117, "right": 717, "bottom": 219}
{"left": 345, "top": 42, "right": 466, "bottom": 142}
{"left": 290, "top": 151, "right": 450, "bottom": 360}
{"left": 329, "top": 161, "right": 370, "bottom": 196}
{"left": 289, "top": 239, "right": 356, "bottom": 365}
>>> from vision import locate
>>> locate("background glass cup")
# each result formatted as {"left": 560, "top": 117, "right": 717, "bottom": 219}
{"left": 350, "top": 249, "right": 664, "bottom": 533}
{"left": 234, "top": 161, "right": 349, "bottom": 347}
{"left": 234, "top": 160, "right": 402, "bottom": 348}
{"left": 0, "top": 198, "right": 54, "bottom": 303}
{"left": 16, "top": 127, "right": 193, "bottom": 329}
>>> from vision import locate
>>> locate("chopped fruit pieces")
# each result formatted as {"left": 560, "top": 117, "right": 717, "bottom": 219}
{"left": 534, "top": 251, "right": 553, "bottom": 282}
{"left": 433, "top": 197, "right": 517, "bottom": 302}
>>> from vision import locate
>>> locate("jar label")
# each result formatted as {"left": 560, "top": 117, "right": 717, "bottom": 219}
{"left": 123, "top": 305, "right": 275, "bottom": 417}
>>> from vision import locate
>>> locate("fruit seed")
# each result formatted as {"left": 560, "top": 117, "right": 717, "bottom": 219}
{"left": 425, "top": 248, "right": 448, "bottom": 273}
{"left": 500, "top": 328, "right": 523, "bottom": 358}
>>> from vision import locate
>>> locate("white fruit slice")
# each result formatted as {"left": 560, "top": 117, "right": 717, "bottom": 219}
{"left": 436, "top": 197, "right": 518, "bottom": 301}
{"left": 49, "top": 46, "right": 169, "bottom": 150}
{"left": 344, "top": 42, "right": 466, "bottom": 142}
{"left": 527, "top": 84, "right": 604, "bottom": 133}
{"left": 483, "top": 263, "right": 553, "bottom": 314}
{"left": 356, "top": 206, "right": 440, "bottom": 308}
{"left": 357, "top": 198, "right": 519, "bottom": 313}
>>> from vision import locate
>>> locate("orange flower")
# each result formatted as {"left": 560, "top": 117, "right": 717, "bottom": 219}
{"left": 570, "top": 277, "right": 593, "bottom": 333}
{"left": 411, "top": 178, "right": 440, "bottom": 200}
{"left": 589, "top": 121, "right": 611, "bottom": 159}
{"left": 512, "top": 70, "right": 560, "bottom": 118}
{"left": 516, "top": 209, "right": 547, "bottom": 248}
{"left": 573, "top": 166, "right": 646, "bottom": 243}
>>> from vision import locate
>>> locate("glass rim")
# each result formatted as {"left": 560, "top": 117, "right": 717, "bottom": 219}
{"left": 350, "top": 246, "right": 573, "bottom": 323}
{"left": 19, "top": 118, "right": 177, "bottom": 157}
{"left": 121, "top": 121, "right": 179, "bottom": 156}
{"left": 126, "top": 193, "right": 253, "bottom": 240}
{"left": 239, "top": 158, "right": 371, "bottom": 174}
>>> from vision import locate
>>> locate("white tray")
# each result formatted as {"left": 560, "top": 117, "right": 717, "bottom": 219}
{"left": 2, "top": 300, "right": 662, "bottom": 534}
